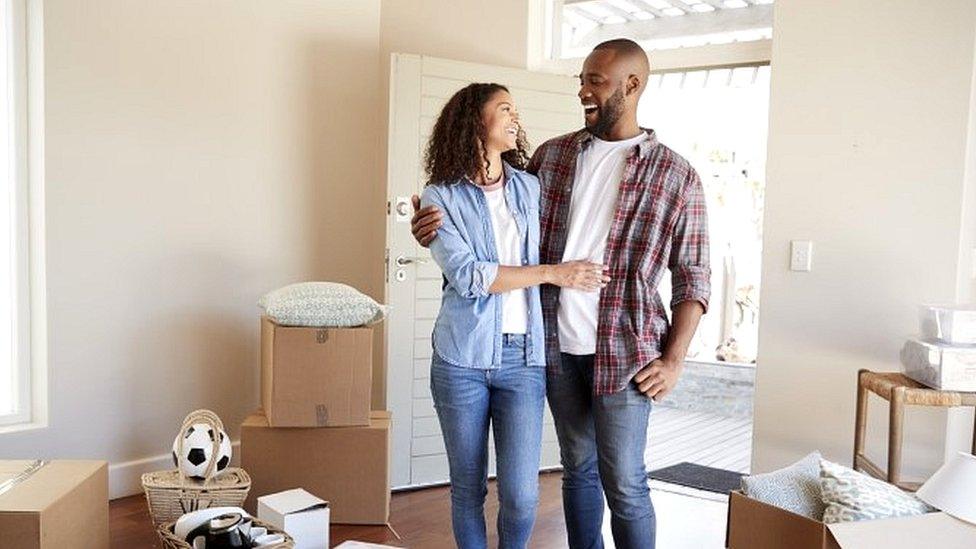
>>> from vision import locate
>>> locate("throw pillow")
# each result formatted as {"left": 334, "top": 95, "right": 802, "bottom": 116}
{"left": 820, "top": 459, "right": 934, "bottom": 523}
{"left": 740, "top": 451, "right": 825, "bottom": 519}
{"left": 259, "top": 282, "right": 387, "bottom": 327}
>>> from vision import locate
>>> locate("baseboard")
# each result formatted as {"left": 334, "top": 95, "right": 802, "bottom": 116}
{"left": 108, "top": 440, "right": 241, "bottom": 499}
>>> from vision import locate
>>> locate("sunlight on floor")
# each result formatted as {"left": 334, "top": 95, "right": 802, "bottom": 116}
{"left": 601, "top": 482, "right": 730, "bottom": 549}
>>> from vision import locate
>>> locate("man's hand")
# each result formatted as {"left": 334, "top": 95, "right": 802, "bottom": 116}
{"left": 634, "top": 356, "right": 684, "bottom": 401}
{"left": 410, "top": 195, "right": 444, "bottom": 248}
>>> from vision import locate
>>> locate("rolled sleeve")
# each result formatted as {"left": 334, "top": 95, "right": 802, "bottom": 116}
{"left": 421, "top": 186, "right": 499, "bottom": 299}
{"left": 669, "top": 170, "right": 711, "bottom": 311}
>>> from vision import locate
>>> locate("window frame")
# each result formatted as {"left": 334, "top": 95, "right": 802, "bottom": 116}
{"left": 0, "top": 0, "right": 46, "bottom": 431}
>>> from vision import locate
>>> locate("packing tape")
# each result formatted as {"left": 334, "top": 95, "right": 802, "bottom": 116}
{"left": 0, "top": 460, "right": 48, "bottom": 497}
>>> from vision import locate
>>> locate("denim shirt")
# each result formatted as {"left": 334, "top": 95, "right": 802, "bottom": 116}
{"left": 420, "top": 163, "right": 546, "bottom": 369}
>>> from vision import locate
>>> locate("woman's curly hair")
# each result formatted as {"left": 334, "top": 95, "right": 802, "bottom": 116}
{"left": 424, "top": 83, "right": 530, "bottom": 185}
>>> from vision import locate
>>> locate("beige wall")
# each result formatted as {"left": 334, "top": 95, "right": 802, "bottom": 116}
{"left": 380, "top": 0, "right": 532, "bottom": 70}
{"left": 0, "top": 0, "right": 384, "bottom": 493}
{"left": 754, "top": 0, "right": 976, "bottom": 478}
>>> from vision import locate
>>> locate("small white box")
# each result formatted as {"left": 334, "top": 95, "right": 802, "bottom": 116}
{"left": 901, "top": 338, "right": 976, "bottom": 391}
{"left": 919, "top": 304, "right": 976, "bottom": 345}
{"left": 257, "top": 488, "right": 330, "bottom": 549}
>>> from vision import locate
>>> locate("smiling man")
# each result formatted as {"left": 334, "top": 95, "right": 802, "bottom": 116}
{"left": 411, "top": 38, "right": 710, "bottom": 549}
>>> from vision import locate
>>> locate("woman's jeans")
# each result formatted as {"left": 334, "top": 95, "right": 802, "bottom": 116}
{"left": 430, "top": 334, "right": 546, "bottom": 549}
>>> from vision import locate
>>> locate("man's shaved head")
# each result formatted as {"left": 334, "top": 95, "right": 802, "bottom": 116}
{"left": 593, "top": 38, "right": 651, "bottom": 92}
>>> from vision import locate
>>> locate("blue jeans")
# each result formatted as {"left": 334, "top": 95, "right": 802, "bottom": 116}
{"left": 430, "top": 334, "right": 546, "bottom": 549}
{"left": 548, "top": 353, "right": 655, "bottom": 549}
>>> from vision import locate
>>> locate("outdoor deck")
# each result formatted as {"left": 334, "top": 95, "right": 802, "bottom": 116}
{"left": 646, "top": 404, "right": 753, "bottom": 474}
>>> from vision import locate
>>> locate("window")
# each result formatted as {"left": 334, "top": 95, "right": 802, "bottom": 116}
{"left": 0, "top": 0, "right": 40, "bottom": 427}
{"left": 548, "top": 0, "right": 774, "bottom": 61}
{"left": 644, "top": 65, "right": 770, "bottom": 364}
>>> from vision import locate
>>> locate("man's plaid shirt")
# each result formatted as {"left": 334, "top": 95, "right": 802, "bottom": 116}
{"left": 526, "top": 128, "right": 711, "bottom": 396}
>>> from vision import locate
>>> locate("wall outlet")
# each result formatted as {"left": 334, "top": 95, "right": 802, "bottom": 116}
{"left": 790, "top": 240, "right": 813, "bottom": 272}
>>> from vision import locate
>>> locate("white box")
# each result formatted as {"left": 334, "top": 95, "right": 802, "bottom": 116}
{"left": 919, "top": 305, "right": 976, "bottom": 345}
{"left": 257, "top": 488, "right": 330, "bottom": 549}
{"left": 901, "top": 338, "right": 976, "bottom": 391}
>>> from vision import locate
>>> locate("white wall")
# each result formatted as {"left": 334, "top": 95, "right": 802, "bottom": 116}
{"left": 754, "top": 0, "right": 976, "bottom": 479}
{"left": 0, "top": 0, "right": 384, "bottom": 495}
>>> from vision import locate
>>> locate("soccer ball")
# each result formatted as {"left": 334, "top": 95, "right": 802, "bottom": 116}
{"left": 171, "top": 423, "right": 232, "bottom": 480}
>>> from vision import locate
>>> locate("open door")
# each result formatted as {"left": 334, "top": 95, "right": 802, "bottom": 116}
{"left": 385, "top": 54, "right": 580, "bottom": 488}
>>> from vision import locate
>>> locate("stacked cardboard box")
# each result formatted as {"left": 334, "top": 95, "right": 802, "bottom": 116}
{"left": 241, "top": 317, "right": 390, "bottom": 525}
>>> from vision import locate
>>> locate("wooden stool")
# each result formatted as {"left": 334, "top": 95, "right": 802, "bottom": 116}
{"left": 853, "top": 369, "right": 976, "bottom": 491}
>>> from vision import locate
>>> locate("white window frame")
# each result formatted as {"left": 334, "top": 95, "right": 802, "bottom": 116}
{"left": 0, "top": 0, "right": 46, "bottom": 431}
{"left": 528, "top": 0, "right": 773, "bottom": 75}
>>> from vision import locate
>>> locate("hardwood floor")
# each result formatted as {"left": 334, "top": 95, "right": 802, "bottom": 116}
{"left": 110, "top": 470, "right": 733, "bottom": 548}
{"left": 111, "top": 471, "right": 569, "bottom": 548}
{"left": 111, "top": 406, "right": 751, "bottom": 548}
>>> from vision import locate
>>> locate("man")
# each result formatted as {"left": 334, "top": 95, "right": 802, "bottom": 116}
{"left": 411, "top": 38, "right": 710, "bottom": 549}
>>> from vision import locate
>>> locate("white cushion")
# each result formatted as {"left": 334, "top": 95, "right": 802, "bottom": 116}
{"left": 820, "top": 459, "right": 934, "bottom": 523}
{"left": 259, "top": 282, "right": 386, "bottom": 327}
{"left": 741, "top": 451, "right": 825, "bottom": 519}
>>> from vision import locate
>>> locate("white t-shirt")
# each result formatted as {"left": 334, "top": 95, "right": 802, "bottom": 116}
{"left": 483, "top": 184, "right": 528, "bottom": 334}
{"left": 558, "top": 132, "right": 648, "bottom": 355}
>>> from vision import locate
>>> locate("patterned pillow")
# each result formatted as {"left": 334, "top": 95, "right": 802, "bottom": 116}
{"left": 820, "top": 459, "right": 934, "bottom": 523}
{"left": 741, "top": 451, "right": 825, "bottom": 519}
{"left": 259, "top": 282, "right": 387, "bottom": 327}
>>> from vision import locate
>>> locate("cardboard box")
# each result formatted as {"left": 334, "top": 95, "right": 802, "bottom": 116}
{"left": 0, "top": 460, "right": 108, "bottom": 549}
{"left": 257, "top": 488, "right": 330, "bottom": 549}
{"left": 241, "top": 409, "right": 390, "bottom": 524}
{"left": 900, "top": 338, "right": 976, "bottom": 391}
{"left": 727, "top": 490, "right": 840, "bottom": 549}
{"left": 726, "top": 491, "right": 976, "bottom": 548}
{"left": 261, "top": 316, "right": 373, "bottom": 427}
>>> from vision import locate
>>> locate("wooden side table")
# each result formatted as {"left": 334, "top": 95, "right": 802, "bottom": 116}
{"left": 853, "top": 369, "right": 976, "bottom": 491}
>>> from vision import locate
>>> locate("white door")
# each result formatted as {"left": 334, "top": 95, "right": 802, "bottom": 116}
{"left": 385, "top": 54, "right": 581, "bottom": 488}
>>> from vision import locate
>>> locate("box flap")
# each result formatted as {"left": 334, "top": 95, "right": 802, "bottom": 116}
{"left": 258, "top": 488, "right": 329, "bottom": 515}
{"left": 0, "top": 461, "right": 106, "bottom": 513}
{"left": 242, "top": 410, "right": 271, "bottom": 428}
{"left": 827, "top": 512, "right": 976, "bottom": 548}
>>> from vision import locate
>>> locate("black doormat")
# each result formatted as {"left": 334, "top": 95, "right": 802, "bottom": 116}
{"left": 648, "top": 462, "right": 744, "bottom": 494}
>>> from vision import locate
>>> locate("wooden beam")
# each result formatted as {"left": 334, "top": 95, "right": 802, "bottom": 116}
{"left": 535, "top": 38, "right": 772, "bottom": 75}
{"left": 625, "top": 0, "right": 667, "bottom": 18}
{"left": 599, "top": 2, "right": 638, "bottom": 22}
{"left": 564, "top": 4, "right": 604, "bottom": 23}
{"left": 571, "top": 4, "right": 772, "bottom": 48}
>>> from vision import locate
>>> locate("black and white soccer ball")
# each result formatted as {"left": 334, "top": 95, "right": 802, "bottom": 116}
{"left": 171, "top": 423, "right": 232, "bottom": 480}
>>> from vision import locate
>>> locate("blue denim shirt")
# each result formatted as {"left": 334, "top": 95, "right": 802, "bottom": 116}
{"left": 420, "top": 163, "right": 546, "bottom": 369}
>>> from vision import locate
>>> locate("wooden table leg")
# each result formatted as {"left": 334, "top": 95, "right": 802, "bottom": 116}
{"left": 971, "top": 408, "right": 976, "bottom": 455}
{"left": 888, "top": 387, "right": 906, "bottom": 485}
{"left": 854, "top": 369, "right": 869, "bottom": 467}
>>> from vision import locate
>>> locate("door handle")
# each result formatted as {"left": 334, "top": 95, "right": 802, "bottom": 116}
{"left": 396, "top": 255, "right": 430, "bottom": 267}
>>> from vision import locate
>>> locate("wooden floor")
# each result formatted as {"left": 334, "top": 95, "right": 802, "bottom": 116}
{"left": 110, "top": 471, "right": 734, "bottom": 549}
{"left": 112, "top": 471, "right": 569, "bottom": 548}
{"left": 646, "top": 405, "right": 753, "bottom": 474}
{"left": 111, "top": 406, "right": 750, "bottom": 548}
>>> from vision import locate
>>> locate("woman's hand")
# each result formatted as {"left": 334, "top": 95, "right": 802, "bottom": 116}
{"left": 545, "top": 261, "right": 610, "bottom": 291}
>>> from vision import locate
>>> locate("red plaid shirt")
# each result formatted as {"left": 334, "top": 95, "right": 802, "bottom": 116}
{"left": 526, "top": 128, "right": 711, "bottom": 395}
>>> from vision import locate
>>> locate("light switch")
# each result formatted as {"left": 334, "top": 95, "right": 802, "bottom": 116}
{"left": 790, "top": 240, "right": 813, "bottom": 272}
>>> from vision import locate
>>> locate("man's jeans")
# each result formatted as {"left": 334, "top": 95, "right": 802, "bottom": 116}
{"left": 430, "top": 334, "right": 546, "bottom": 549}
{"left": 548, "top": 353, "right": 655, "bottom": 549}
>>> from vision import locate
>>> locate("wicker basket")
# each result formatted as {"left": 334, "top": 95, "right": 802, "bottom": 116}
{"left": 142, "top": 409, "right": 252, "bottom": 527}
{"left": 157, "top": 517, "right": 295, "bottom": 549}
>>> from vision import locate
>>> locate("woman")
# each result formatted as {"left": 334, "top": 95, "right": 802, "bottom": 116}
{"left": 421, "top": 82, "right": 609, "bottom": 549}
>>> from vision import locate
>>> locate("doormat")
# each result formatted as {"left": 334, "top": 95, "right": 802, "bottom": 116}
{"left": 647, "top": 462, "right": 744, "bottom": 494}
